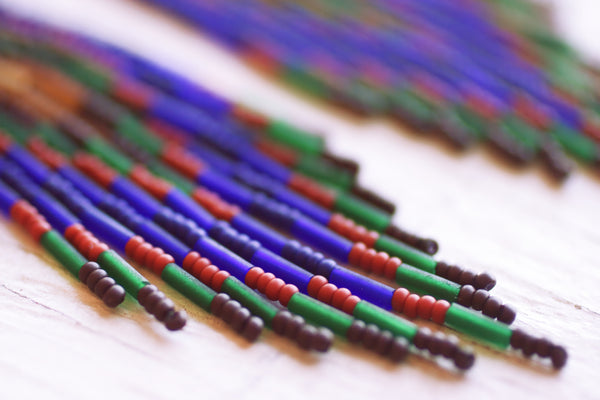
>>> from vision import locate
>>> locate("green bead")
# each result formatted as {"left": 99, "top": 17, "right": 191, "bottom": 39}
{"left": 39, "top": 230, "right": 86, "bottom": 277}
{"left": 220, "top": 277, "right": 278, "bottom": 324}
{"left": 85, "top": 137, "right": 134, "bottom": 174}
{"left": 161, "top": 264, "right": 215, "bottom": 311}
{"left": 0, "top": 112, "right": 30, "bottom": 143}
{"left": 116, "top": 116, "right": 163, "bottom": 156}
{"left": 35, "top": 123, "right": 78, "bottom": 155}
{"left": 267, "top": 120, "right": 324, "bottom": 156}
{"left": 334, "top": 193, "right": 390, "bottom": 231}
{"left": 96, "top": 250, "right": 148, "bottom": 297}
{"left": 389, "top": 89, "right": 437, "bottom": 124}
{"left": 375, "top": 235, "right": 437, "bottom": 274}
{"left": 295, "top": 155, "right": 353, "bottom": 190}
{"left": 453, "top": 105, "right": 486, "bottom": 140}
{"left": 286, "top": 293, "right": 352, "bottom": 336}
{"left": 444, "top": 304, "right": 512, "bottom": 349}
{"left": 62, "top": 58, "right": 111, "bottom": 93}
{"left": 352, "top": 301, "right": 418, "bottom": 341}
{"left": 395, "top": 264, "right": 460, "bottom": 301}
{"left": 282, "top": 65, "right": 329, "bottom": 98}
{"left": 550, "top": 124, "right": 599, "bottom": 163}
{"left": 501, "top": 115, "right": 541, "bottom": 151}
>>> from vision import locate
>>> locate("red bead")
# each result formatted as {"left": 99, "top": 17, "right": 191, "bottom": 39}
{"left": 316, "top": 283, "right": 337, "bottom": 304}
{"left": 342, "top": 295, "right": 360, "bottom": 314}
{"left": 431, "top": 300, "right": 451, "bottom": 324}
{"left": 403, "top": 294, "right": 420, "bottom": 318}
{"left": 211, "top": 270, "right": 230, "bottom": 291}
{"left": 244, "top": 267, "right": 264, "bottom": 288}
{"left": 347, "top": 242, "right": 366, "bottom": 265}
{"left": 359, "top": 248, "right": 377, "bottom": 271}
{"left": 199, "top": 265, "right": 219, "bottom": 286}
{"left": 331, "top": 288, "right": 352, "bottom": 309}
{"left": 265, "top": 278, "right": 285, "bottom": 301}
{"left": 307, "top": 275, "right": 328, "bottom": 297}
{"left": 417, "top": 295, "right": 436, "bottom": 320}
{"left": 256, "top": 272, "right": 275, "bottom": 293}
{"left": 371, "top": 252, "right": 389, "bottom": 275}
{"left": 384, "top": 257, "right": 402, "bottom": 280}
{"left": 391, "top": 288, "right": 410, "bottom": 312}
{"left": 278, "top": 284, "right": 299, "bottom": 306}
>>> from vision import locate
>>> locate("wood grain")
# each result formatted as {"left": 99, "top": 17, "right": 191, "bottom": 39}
{"left": 0, "top": 1, "right": 598, "bottom": 399}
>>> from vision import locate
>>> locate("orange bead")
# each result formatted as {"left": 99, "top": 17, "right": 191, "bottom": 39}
{"left": 265, "top": 278, "right": 286, "bottom": 301}
{"left": 431, "top": 300, "right": 451, "bottom": 324}
{"left": 153, "top": 254, "right": 175, "bottom": 275}
{"left": 144, "top": 247, "right": 165, "bottom": 270}
{"left": 279, "top": 284, "right": 299, "bottom": 306}
{"left": 199, "top": 265, "right": 219, "bottom": 286}
{"left": 342, "top": 295, "right": 361, "bottom": 314}
{"left": 316, "top": 283, "right": 337, "bottom": 304}
{"left": 211, "top": 270, "right": 230, "bottom": 291}
{"left": 133, "top": 242, "right": 152, "bottom": 265}
{"left": 88, "top": 242, "right": 109, "bottom": 261}
{"left": 417, "top": 295, "right": 436, "bottom": 320}
{"left": 191, "top": 258, "right": 212, "bottom": 276}
{"left": 256, "top": 272, "right": 276, "bottom": 293}
{"left": 364, "top": 231, "right": 380, "bottom": 248}
{"left": 359, "top": 248, "right": 377, "bottom": 271}
{"left": 391, "top": 288, "right": 410, "bottom": 312}
{"left": 29, "top": 220, "right": 51, "bottom": 242}
{"left": 330, "top": 287, "right": 352, "bottom": 309}
{"left": 307, "top": 275, "right": 328, "bottom": 297}
{"left": 244, "top": 267, "right": 264, "bottom": 288}
{"left": 403, "top": 294, "right": 420, "bottom": 318}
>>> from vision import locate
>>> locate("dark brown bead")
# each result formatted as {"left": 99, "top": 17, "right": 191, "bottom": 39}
{"left": 435, "top": 261, "right": 449, "bottom": 277}
{"left": 94, "top": 276, "right": 116, "bottom": 297}
{"left": 221, "top": 300, "right": 242, "bottom": 324}
{"left": 510, "top": 329, "right": 527, "bottom": 349}
{"left": 521, "top": 335, "right": 536, "bottom": 357}
{"left": 296, "top": 325, "right": 317, "bottom": 350}
{"left": 471, "top": 289, "right": 490, "bottom": 311}
{"left": 456, "top": 285, "right": 475, "bottom": 307}
{"left": 473, "top": 272, "right": 496, "bottom": 290}
{"left": 78, "top": 261, "right": 99, "bottom": 283}
{"left": 362, "top": 324, "right": 380, "bottom": 349}
{"left": 534, "top": 338, "right": 552, "bottom": 358}
{"left": 346, "top": 320, "right": 366, "bottom": 343}
{"left": 154, "top": 299, "right": 175, "bottom": 321}
{"left": 441, "top": 335, "right": 459, "bottom": 358}
{"left": 86, "top": 269, "right": 107, "bottom": 291}
{"left": 165, "top": 310, "right": 187, "bottom": 331}
{"left": 373, "top": 331, "right": 394, "bottom": 356}
{"left": 143, "top": 291, "right": 166, "bottom": 314}
{"left": 283, "top": 315, "right": 304, "bottom": 339}
{"left": 447, "top": 265, "right": 462, "bottom": 283}
{"left": 428, "top": 332, "right": 446, "bottom": 356}
{"left": 550, "top": 346, "right": 568, "bottom": 369}
{"left": 497, "top": 304, "right": 517, "bottom": 324}
{"left": 136, "top": 284, "right": 157, "bottom": 304}
{"left": 412, "top": 327, "right": 431, "bottom": 350}
{"left": 241, "top": 316, "right": 263, "bottom": 342}
{"left": 230, "top": 308, "right": 251, "bottom": 332}
{"left": 458, "top": 269, "right": 476, "bottom": 286}
{"left": 102, "top": 285, "right": 126, "bottom": 308}
{"left": 482, "top": 296, "right": 502, "bottom": 318}
{"left": 313, "top": 328, "right": 333, "bottom": 353}
{"left": 209, "top": 293, "right": 230, "bottom": 316}
{"left": 350, "top": 184, "right": 396, "bottom": 215}
{"left": 453, "top": 348, "right": 475, "bottom": 370}
{"left": 388, "top": 337, "right": 410, "bottom": 362}
{"left": 271, "top": 310, "right": 291, "bottom": 335}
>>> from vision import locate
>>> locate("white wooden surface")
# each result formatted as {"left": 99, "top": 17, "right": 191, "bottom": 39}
{"left": 0, "top": 1, "right": 598, "bottom": 399}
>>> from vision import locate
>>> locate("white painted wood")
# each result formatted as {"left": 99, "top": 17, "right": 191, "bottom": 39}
{"left": 0, "top": 1, "right": 597, "bottom": 399}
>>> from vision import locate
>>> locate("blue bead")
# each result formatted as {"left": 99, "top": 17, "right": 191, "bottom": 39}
{"left": 274, "top": 187, "right": 332, "bottom": 226}
{"left": 328, "top": 267, "right": 394, "bottom": 310}
{"left": 290, "top": 216, "right": 353, "bottom": 262}
{"left": 0, "top": 180, "right": 20, "bottom": 215}
{"left": 136, "top": 220, "right": 189, "bottom": 265}
{"left": 197, "top": 170, "right": 254, "bottom": 209}
{"left": 192, "top": 236, "right": 252, "bottom": 281}
{"left": 78, "top": 206, "right": 133, "bottom": 251}
{"left": 250, "top": 248, "right": 312, "bottom": 291}
{"left": 58, "top": 166, "right": 107, "bottom": 206}
{"left": 7, "top": 147, "right": 52, "bottom": 185}
{"left": 163, "top": 188, "right": 216, "bottom": 229}
{"left": 110, "top": 176, "right": 162, "bottom": 219}
{"left": 230, "top": 213, "right": 287, "bottom": 253}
